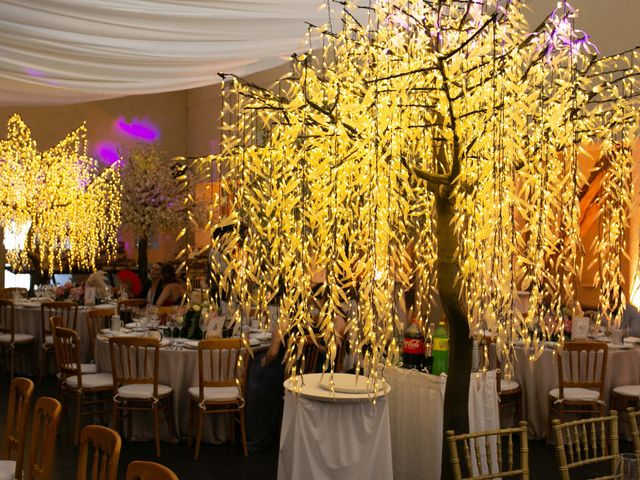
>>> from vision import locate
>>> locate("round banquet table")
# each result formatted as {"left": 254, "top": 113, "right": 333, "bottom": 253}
{"left": 95, "top": 332, "right": 274, "bottom": 445}
{"left": 512, "top": 341, "right": 640, "bottom": 439}
{"left": 278, "top": 373, "right": 393, "bottom": 480}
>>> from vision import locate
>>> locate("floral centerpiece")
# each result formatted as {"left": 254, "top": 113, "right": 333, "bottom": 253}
{"left": 180, "top": 302, "right": 209, "bottom": 340}
{"left": 55, "top": 281, "right": 85, "bottom": 303}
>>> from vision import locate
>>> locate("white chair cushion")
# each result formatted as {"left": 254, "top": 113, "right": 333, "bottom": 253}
{"left": 613, "top": 385, "right": 640, "bottom": 398}
{"left": 65, "top": 373, "right": 113, "bottom": 389}
{"left": 44, "top": 335, "right": 53, "bottom": 345}
{"left": 0, "top": 333, "right": 34, "bottom": 344}
{"left": 188, "top": 386, "right": 242, "bottom": 402}
{"left": 117, "top": 384, "right": 172, "bottom": 399}
{"left": 0, "top": 459, "right": 17, "bottom": 480}
{"left": 500, "top": 380, "right": 520, "bottom": 392}
{"left": 549, "top": 387, "right": 600, "bottom": 402}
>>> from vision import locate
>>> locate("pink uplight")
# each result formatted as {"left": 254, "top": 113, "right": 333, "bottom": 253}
{"left": 115, "top": 116, "right": 160, "bottom": 142}
{"left": 94, "top": 141, "right": 120, "bottom": 165}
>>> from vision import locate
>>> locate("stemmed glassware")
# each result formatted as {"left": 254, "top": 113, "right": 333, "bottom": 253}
{"left": 199, "top": 315, "right": 208, "bottom": 340}
{"left": 166, "top": 315, "right": 177, "bottom": 345}
{"left": 174, "top": 312, "right": 185, "bottom": 340}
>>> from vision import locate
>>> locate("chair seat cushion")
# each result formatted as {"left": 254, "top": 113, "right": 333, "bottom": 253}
{"left": 613, "top": 385, "right": 640, "bottom": 398}
{"left": 65, "top": 373, "right": 113, "bottom": 389}
{"left": 549, "top": 387, "right": 601, "bottom": 402}
{"left": 117, "top": 384, "right": 172, "bottom": 399}
{"left": 188, "top": 386, "right": 242, "bottom": 402}
{"left": 0, "top": 459, "right": 16, "bottom": 480}
{"left": 0, "top": 333, "right": 34, "bottom": 344}
{"left": 500, "top": 380, "right": 520, "bottom": 393}
{"left": 44, "top": 335, "right": 53, "bottom": 345}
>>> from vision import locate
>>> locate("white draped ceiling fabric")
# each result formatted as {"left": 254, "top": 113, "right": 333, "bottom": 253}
{"left": 0, "top": 0, "right": 330, "bottom": 106}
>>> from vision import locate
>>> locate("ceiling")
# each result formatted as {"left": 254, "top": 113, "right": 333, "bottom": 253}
{"left": 0, "top": 0, "right": 637, "bottom": 107}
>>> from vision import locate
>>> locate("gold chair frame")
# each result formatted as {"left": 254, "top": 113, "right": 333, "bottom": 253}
{"left": 552, "top": 411, "right": 618, "bottom": 480}
{"left": 109, "top": 336, "right": 176, "bottom": 457}
{"left": 86, "top": 308, "right": 116, "bottom": 362}
{"left": 25, "top": 397, "right": 62, "bottom": 480}
{"left": 0, "top": 299, "right": 36, "bottom": 379}
{"left": 188, "top": 338, "right": 248, "bottom": 459}
{"left": 39, "top": 301, "right": 78, "bottom": 382}
{"left": 76, "top": 425, "right": 122, "bottom": 480}
{"left": 1, "top": 377, "right": 34, "bottom": 480}
{"left": 126, "top": 460, "right": 179, "bottom": 480}
{"left": 447, "top": 421, "right": 529, "bottom": 480}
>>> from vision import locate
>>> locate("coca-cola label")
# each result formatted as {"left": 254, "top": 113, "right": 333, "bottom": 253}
{"left": 403, "top": 338, "right": 425, "bottom": 354}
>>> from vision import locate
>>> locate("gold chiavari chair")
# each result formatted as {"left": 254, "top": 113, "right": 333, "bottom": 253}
{"left": 447, "top": 421, "right": 529, "bottom": 480}
{"left": 547, "top": 341, "right": 608, "bottom": 439}
{"left": 76, "top": 425, "right": 121, "bottom": 480}
{"left": 0, "top": 300, "right": 36, "bottom": 379}
{"left": 552, "top": 411, "right": 619, "bottom": 480}
{"left": 109, "top": 337, "right": 176, "bottom": 457}
{"left": 627, "top": 407, "right": 640, "bottom": 456}
{"left": 480, "top": 336, "right": 523, "bottom": 423}
{"left": 188, "top": 338, "right": 248, "bottom": 459}
{"left": 85, "top": 308, "right": 116, "bottom": 363}
{"left": 53, "top": 326, "right": 113, "bottom": 444}
{"left": 25, "top": 397, "right": 62, "bottom": 480}
{"left": 0, "top": 377, "right": 34, "bottom": 480}
{"left": 126, "top": 461, "right": 179, "bottom": 480}
{"left": 39, "top": 301, "right": 78, "bottom": 382}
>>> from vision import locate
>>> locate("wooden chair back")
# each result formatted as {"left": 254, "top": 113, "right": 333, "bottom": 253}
{"left": 126, "top": 460, "right": 179, "bottom": 480}
{"left": 556, "top": 341, "right": 608, "bottom": 401}
{"left": 197, "top": 339, "right": 246, "bottom": 398}
{"left": 0, "top": 299, "right": 16, "bottom": 339}
{"left": 447, "top": 421, "right": 529, "bottom": 480}
{"left": 26, "top": 397, "right": 62, "bottom": 480}
{"left": 41, "top": 301, "right": 78, "bottom": 336}
{"left": 52, "top": 326, "right": 83, "bottom": 386}
{"left": 286, "top": 334, "right": 323, "bottom": 375}
{"left": 76, "top": 425, "right": 122, "bottom": 480}
{"left": 552, "top": 411, "right": 618, "bottom": 480}
{"left": 109, "top": 337, "right": 161, "bottom": 397}
{"left": 628, "top": 407, "right": 640, "bottom": 456}
{"left": 479, "top": 335, "right": 516, "bottom": 393}
{"left": 1, "top": 377, "right": 34, "bottom": 479}
{"left": 86, "top": 308, "right": 116, "bottom": 360}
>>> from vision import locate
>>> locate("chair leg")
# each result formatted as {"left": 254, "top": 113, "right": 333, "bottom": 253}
{"left": 239, "top": 409, "right": 248, "bottom": 457}
{"left": 153, "top": 405, "right": 161, "bottom": 457}
{"left": 74, "top": 392, "right": 82, "bottom": 445}
{"left": 194, "top": 408, "right": 204, "bottom": 461}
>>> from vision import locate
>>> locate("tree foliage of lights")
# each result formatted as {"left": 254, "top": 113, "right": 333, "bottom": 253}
{"left": 204, "top": 0, "right": 639, "bottom": 448}
{"left": 120, "top": 142, "right": 189, "bottom": 276}
{"left": 0, "top": 114, "right": 121, "bottom": 276}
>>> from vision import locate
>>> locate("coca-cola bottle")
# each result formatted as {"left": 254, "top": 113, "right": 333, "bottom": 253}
{"left": 402, "top": 319, "right": 425, "bottom": 370}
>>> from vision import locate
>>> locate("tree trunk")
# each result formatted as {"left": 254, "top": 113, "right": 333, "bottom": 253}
{"left": 137, "top": 235, "right": 149, "bottom": 284}
{"left": 436, "top": 194, "right": 472, "bottom": 480}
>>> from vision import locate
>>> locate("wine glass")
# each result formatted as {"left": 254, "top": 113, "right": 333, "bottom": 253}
{"left": 166, "top": 316, "right": 176, "bottom": 345}
{"left": 174, "top": 312, "right": 185, "bottom": 341}
{"left": 199, "top": 314, "right": 208, "bottom": 340}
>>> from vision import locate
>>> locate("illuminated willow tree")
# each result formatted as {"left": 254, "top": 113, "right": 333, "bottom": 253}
{"left": 209, "top": 0, "right": 639, "bottom": 460}
{"left": 0, "top": 114, "right": 121, "bottom": 283}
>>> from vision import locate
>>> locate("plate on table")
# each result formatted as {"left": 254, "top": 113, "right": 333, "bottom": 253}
{"left": 609, "top": 343, "right": 633, "bottom": 350}
{"left": 319, "top": 373, "right": 386, "bottom": 394}
{"left": 253, "top": 331, "right": 272, "bottom": 341}
{"left": 248, "top": 337, "right": 260, "bottom": 347}
{"left": 624, "top": 336, "right": 640, "bottom": 345}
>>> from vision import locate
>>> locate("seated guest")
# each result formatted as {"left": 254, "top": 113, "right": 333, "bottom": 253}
{"left": 621, "top": 303, "right": 640, "bottom": 337}
{"left": 141, "top": 263, "right": 164, "bottom": 305}
{"left": 155, "top": 264, "right": 186, "bottom": 306}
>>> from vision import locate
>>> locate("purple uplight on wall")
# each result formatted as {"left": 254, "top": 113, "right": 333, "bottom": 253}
{"left": 115, "top": 116, "right": 160, "bottom": 142}
{"left": 94, "top": 141, "right": 120, "bottom": 165}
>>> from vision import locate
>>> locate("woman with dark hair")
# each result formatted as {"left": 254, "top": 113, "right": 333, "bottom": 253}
{"left": 141, "top": 262, "right": 164, "bottom": 305}
{"left": 155, "top": 264, "right": 186, "bottom": 306}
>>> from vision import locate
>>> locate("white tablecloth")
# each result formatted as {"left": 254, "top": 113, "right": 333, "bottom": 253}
{"left": 513, "top": 344, "right": 640, "bottom": 439}
{"left": 278, "top": 375, "right": 393, "bottom": 480}
{"left": 14, "top": 304, "right": 93, "bottom": 366}
{"left": 384, "top": 367, "right": 500, "bottom": 480}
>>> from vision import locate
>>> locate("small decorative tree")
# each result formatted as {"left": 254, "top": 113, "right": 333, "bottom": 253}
{"left": 0, "top": 114, "right": 121, "bottom": 288}
{"left": 119, "top": 142, "right": 186, "bottom": 280}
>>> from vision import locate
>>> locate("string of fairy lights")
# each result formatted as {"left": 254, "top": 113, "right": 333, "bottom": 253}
{"left": 0, "top": 114, "right": 121, "bottom": 276}
{"left": 199, "top": 0, "right": 640, "bottom": 378}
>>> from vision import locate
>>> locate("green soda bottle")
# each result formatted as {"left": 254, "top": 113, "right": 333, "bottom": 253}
{"left": 432, "top": 321, "right": 449, "bottom": 375}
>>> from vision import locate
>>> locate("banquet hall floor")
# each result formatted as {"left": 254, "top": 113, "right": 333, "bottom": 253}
{"left": 0, "top": 370, "right": 633, "bottom": 479}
